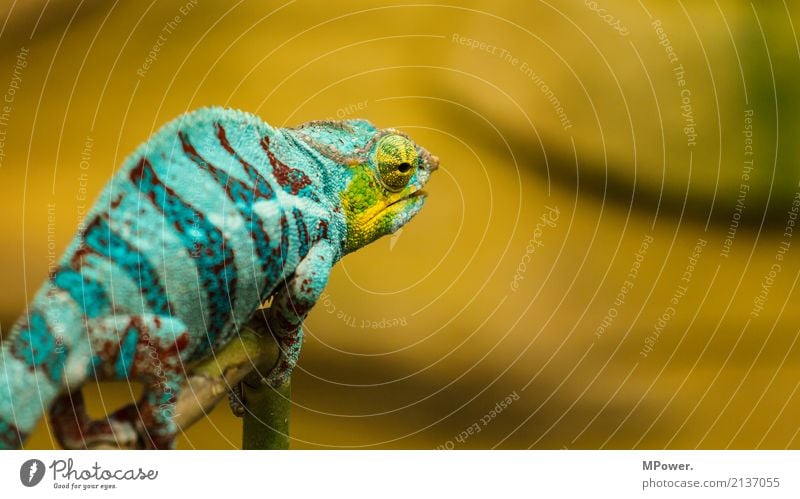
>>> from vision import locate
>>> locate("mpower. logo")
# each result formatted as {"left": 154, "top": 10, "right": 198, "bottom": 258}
{"left": 20, "top": 459, "right": 45, "bottom": 487}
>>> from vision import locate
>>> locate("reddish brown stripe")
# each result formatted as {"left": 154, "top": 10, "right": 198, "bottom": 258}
{"left": 258, "top": 134, "right": 313, "bottom": 196}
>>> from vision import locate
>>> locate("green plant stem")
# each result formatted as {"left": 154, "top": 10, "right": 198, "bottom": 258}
{"left": 242, "top": 380, "right": 291, "bottom": 449}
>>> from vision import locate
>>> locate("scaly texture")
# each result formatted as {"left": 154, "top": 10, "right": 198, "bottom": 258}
{"left": 0, "top": 107, "right": 438, "bottom": 449}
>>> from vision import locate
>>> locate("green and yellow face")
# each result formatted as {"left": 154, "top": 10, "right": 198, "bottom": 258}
{"left": 341, "top": 133, "right": 437, "bottom": 253}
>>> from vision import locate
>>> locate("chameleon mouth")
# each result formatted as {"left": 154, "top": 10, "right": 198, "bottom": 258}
{"left": 388, "top": 189, "right": 427, "bottom": 208}
{"left": 383, "top": 189, "right": 427, "bottom": 215}
{"left": 365, "top": 190, "right": 427, "bottom": 224}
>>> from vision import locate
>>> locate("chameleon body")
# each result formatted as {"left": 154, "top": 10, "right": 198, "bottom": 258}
{"left": 0, "top": 107, "right": 438, "bottom": 449}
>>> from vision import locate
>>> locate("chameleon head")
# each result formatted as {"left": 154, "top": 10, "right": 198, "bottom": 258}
{"left": 290, "top": 119, "right": 439, "bottom": 254}
{"left": 339, "top": 131, "right": 438, "bottom": 253}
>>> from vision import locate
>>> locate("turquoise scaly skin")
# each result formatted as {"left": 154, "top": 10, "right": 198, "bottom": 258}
{"left": 0, "top": 107, "right": 438, "bottom": 449}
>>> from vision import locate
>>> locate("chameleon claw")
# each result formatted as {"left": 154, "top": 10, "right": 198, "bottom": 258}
{"left": 227, "top": 382, "right": 246, "bottom": 418}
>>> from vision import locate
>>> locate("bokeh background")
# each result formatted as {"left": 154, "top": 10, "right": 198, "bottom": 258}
{"left": 1, "top": 0, "right": 799, "bottom": 449}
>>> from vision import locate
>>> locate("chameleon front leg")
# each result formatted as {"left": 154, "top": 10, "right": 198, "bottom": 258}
{"left": 263, "top": 241, "right": 335, "bottom": 387}
{"left": 221, "top": 241, "right": 332, "bottom": 393}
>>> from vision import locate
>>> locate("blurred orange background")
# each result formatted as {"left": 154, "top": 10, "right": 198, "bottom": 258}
{"left": 1, "top": 0, "right": 798, "bottom": 449}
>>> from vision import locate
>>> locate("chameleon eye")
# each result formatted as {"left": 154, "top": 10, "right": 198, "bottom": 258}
{"left": 375, "top": 135, "right": 418, "bottom": 191}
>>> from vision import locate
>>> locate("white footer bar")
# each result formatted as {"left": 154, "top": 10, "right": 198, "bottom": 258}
{"left": 1, "top": 450, "right": 798, "bottom": 498}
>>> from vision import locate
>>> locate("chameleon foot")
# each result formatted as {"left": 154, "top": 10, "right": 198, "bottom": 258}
{"left": 260, "top": 326, "right": 304, "bottom": 387}
{"left": 50, "top": 392, "right": 139, "bottom": 449}
{"left": 51, "top": 387, "right": 177, "bottom": 449}
{"left": 228, "top": 382, "right": 246, "bottom": 418}
{"left": 108, "top": 401, "right": 176, "bottom": 450}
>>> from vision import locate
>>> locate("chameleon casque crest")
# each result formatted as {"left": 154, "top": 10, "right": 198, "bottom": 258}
{"left": 0, "top": 107, "right": 438, "bottom": 449}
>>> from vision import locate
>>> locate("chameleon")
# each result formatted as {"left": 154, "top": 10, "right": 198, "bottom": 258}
{"left": 0, "top": 107, "right": 438, "bottom": 449}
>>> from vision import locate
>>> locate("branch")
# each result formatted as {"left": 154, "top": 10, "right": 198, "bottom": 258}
{"left": 242, "top": 380, "right": 290, "bottom": 449}
{"left": 175, "top": 321, "right": 279, "bottom": 432}
{"left": 85, "top": 320, "right": 280, "bottom": 449}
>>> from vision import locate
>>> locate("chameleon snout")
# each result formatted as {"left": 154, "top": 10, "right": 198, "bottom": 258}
{"left": 423, "top": 151, "right": 440, "bottom": 172}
